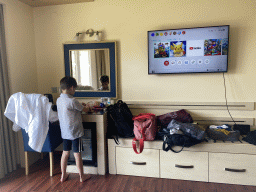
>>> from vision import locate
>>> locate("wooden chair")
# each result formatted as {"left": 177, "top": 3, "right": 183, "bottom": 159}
{"left": 21, "top": 122, "right": 62, "bottom": 176}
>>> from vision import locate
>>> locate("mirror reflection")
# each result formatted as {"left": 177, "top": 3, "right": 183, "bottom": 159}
{"left": 64, "top": 41, "right": 117, "bottom": 98}
{"left": 70, "top": 49, "right": 110, "bottom": 92}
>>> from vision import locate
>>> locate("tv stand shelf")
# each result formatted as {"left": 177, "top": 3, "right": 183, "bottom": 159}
{"left": 108, "top": 138, "right": 256, "bottom": 186}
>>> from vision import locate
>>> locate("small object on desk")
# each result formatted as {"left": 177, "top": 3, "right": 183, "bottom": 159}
{"left": 101, "top": 97, "right": 108, "bottom": 106}
{"left": 107, "top": 98, "right": 111, "bottom": 105}
{"left": 100, "top": 103, "right": 105, "bottom": 108}
{"left": 93, "top": 101, "right": 100, "bottom": 107}
{"left": 93, "top": 106, "right": 104, "bottom": 112}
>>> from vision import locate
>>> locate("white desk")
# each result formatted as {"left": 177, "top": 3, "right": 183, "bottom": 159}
{"left": 67, "top": 111, "right": 108, "bottom": 175}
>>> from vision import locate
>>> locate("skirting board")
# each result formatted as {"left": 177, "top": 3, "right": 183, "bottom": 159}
{"left": 125, "top": 101, "right": 254, "bottom": 111}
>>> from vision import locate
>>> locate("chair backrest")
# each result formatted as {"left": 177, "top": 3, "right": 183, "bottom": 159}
{"left": 21, "top": 122, "right": 62, "bottom": 152}
{"left": 5, "top": 92, "right": 61, "bottom": 152}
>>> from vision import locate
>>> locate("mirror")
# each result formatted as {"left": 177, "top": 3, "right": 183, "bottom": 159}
{"left": 64, "top": 42, "right": 117, "bottom": 98}
{"left": 70, "top": 49, "right": 110, "bottom": 91}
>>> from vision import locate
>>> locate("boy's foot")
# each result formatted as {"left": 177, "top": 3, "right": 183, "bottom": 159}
{"left": 80, "top": 174, "right": 91, "bottom": 182}
{"left": 60, "top": 173, "right": 70, "bottom": 182}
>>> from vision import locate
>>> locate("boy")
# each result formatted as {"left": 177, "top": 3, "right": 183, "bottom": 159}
{"left": 57, "top": 76, "right": 91, "bottom": 182}
{"left": 98, "top": 75, "right": 109, "bottom": 91}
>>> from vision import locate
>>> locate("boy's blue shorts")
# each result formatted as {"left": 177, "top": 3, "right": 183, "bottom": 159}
{"left": 63, "top": 137, "right": 83, "bottom": 153}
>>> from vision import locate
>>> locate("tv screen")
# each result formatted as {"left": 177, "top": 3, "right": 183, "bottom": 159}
{"left": 148, "top": 25, "right": 229, "bottom": 74}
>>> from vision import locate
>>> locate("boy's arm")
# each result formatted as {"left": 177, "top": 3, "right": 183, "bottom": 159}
{"left": 72, "top": 99, "right": 91, "bottom": 113}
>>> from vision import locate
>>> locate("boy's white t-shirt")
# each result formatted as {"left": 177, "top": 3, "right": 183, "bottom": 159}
{"left": 57, "top": 93, "right": 84, "bottom": 140}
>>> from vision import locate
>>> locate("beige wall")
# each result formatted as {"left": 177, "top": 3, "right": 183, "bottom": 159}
{"left": 32, "top": 0, "right": 256, "bottom": 103}
{"left": 0, "top": 0, "right": 39, "bottom": 168}
{"left": 1, "top": 0, "right": 38, "bottom": 94}
{"left": 32, "top": 0, "right": 256, "bottom": 126}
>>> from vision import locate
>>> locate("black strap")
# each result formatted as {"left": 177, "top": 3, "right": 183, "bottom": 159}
{"left": 162, "top": 135, "right": 185, "bottom": 153}
{"left": 109, "top": 113, "right": 120, "bottom": 145}
{"left": 113, "top": 135, "right": 120, "bottom": 145}
{"left": 169, "top": 145, "right": 184, "bottom": 153}
{"left": 162, "top": 138, "right": 170, "bottom": 151}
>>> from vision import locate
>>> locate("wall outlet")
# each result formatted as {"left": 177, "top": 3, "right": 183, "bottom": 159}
{"left": 51, "top": 87, "right": 58, "bottom": 93}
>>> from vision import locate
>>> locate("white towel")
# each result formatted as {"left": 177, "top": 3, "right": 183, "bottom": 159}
{"left": 4, "top": 92, "right": 58, "bottom": 152}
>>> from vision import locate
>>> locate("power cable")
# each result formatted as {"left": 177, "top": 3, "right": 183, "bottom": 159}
{"left": 222, "top": 72, "right": 236, "bottom": 125}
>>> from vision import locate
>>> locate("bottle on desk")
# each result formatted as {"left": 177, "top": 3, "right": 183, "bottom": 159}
{"left": 107, "top": 98, "right": 111, "bottom": 106}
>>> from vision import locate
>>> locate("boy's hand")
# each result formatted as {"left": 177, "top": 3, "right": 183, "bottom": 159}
{"left": 82, "top": 103, "right": 92, "bottom": 113}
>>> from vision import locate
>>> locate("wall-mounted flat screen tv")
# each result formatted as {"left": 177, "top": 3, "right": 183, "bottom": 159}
{"left": 148, "top": 25, "right": 229, "bottom": 74}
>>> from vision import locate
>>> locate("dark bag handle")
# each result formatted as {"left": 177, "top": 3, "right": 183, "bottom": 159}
{"left": 108, "top": 113, "right": 120, "bottom": 145}
{"left": 117, "top": 100, "right": 124, "bottom": 104}
{"left": 162, "top": 135, "right": 185, "bottom": 153}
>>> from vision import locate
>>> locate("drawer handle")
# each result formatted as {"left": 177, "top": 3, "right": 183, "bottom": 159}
{"left": 130, "top": 161, "right": 147, "bottom": 165}
{"left": 175, "top": 164, "right": 194, "bottom": 169}
{"left": 225, "top": 168, "right": 246, "bottom": 173}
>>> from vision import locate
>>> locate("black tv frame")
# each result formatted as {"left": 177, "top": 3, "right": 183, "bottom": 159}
{"left": 148, "top": 25, "right": 230, "bottom": 75}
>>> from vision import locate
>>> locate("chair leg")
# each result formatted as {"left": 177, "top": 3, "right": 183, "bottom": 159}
{"left": 25, "top": 151, "right": 29, "bottom": 175}
{"left": 49, "top": 152, "right": 54, "bottom": 176}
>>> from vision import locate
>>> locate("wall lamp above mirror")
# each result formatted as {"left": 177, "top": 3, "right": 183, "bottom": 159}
{"left": 74, "top": 29, "right": 102, "bottom": 42}
{"left": 64, "top": 41, "right": 117, "bottom": 98}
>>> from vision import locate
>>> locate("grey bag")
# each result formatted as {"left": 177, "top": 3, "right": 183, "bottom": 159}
{"left": 168, "top": 119, "right": 207, "bottom": 140}
{"left": 206, "top": 128, "right": 241, "bottom": 143}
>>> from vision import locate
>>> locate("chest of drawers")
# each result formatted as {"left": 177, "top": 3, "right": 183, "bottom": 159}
{"left": 108, "top": 138, "right": 256, "bottom": 186}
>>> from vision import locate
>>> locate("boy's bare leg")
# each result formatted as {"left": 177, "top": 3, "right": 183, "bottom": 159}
{"left": 74, "top": 152, "right": 91, "bottom": 182}
{"left": 60, "top": 150, "right": 70, "bottom": 182}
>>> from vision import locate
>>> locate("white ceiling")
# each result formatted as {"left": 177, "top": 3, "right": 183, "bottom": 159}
{"left": 18, "top": 0, "right": 94, "bottom": 7}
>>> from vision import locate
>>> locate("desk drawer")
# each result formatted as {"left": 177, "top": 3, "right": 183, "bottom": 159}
{"left": 160, "top": 151, "right": 208, "bottom": 182}
{"left": 209, "top": 153, "right": 256, "bottom": 186}
{"left": 116, "top": 147, "right": 159, "bottom": 177}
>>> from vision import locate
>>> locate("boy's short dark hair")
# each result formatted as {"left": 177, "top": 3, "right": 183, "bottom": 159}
{"left": 60, "top": 76, "right": 77, "bottom": 90}
{"left": 100, "top": 75, "right": 109, "bottom": 83}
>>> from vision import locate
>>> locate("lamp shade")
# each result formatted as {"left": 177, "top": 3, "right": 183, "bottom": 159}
{"left": 95, "top": 32, "right": 101, "bottom": 41}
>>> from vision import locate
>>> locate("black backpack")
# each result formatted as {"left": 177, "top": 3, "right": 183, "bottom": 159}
{"left": 107, "top": 100, "right": 134, "bottom": 144}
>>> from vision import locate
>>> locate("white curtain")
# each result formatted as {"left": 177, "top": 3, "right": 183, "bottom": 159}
{"left": 0, "top": 4, "right": 20, "bottom": 180}
{"left": 96, "top": 50, "right": 106, "bottom": 88}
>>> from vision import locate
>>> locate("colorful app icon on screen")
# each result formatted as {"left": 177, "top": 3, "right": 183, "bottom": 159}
{"left": 204, "top": 59, "right": 210, "bottom": 64}
{"left": 191, "top": 60, "right": 196, "bottom": 65}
